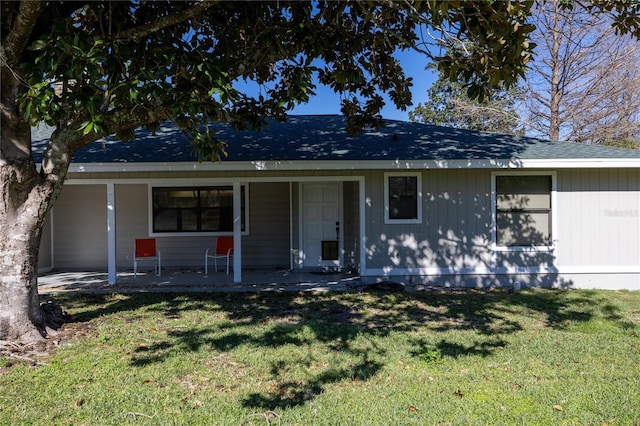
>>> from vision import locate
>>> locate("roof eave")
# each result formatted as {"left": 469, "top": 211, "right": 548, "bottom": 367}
{"left": 60, "top": 157, "right": 640, "bottom": 174}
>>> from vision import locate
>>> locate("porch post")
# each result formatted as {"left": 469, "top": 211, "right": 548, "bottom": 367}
{"left": 107, "top": 183, "right": 117, "bottom": 285}
{"left": 289, "top": 181, "right": 294, "bottom": 270}
{"left": 359, "top": 177, "right": 367, "bottom": 276}
{"left": 232, "top": 181, "right": 242, "bottom": 283}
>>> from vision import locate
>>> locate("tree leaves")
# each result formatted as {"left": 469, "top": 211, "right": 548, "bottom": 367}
{"left": 5, "top": 0, "right": 640, "bottom": 161}
{"left": 409, "top": 65, "right": 525, "bottom": 135}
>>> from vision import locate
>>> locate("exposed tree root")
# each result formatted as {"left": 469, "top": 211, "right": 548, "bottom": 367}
{"left": 0, "top": 302, "right": 76, "bottom": 367}
{"left": 39, "top": 300, "right": 74, "bottom": 335}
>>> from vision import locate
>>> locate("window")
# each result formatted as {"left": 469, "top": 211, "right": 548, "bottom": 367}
{"left": 494, "top": 174, "right": 553, "bottom": 247}
{"left": 384, "top": 172, "right": 422, "bottom": 224}
{"left": 152, "top": 186, "right": 247, "bottom": 234}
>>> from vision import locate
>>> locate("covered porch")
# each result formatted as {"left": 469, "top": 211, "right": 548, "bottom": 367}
{"left": 39, "top": 176, "right": 366, "bottom": 286}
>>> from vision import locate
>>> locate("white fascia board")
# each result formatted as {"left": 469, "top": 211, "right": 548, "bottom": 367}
{"left": 66, "top": 158, "right": 640, "bottom": 173}
{"left": 64, "top": 175, "right": 364, "bottom": 185}
{"left": 516, "top": 158, "right": 640, "bottom": 169}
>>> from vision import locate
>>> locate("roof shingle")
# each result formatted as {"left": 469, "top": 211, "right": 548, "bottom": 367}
{"left": 31, "top": 115, "right": 640, "bottom": 164}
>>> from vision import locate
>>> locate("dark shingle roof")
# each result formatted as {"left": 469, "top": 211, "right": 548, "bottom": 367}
{"left": 31, "top": 115, "right": 640, "bottom": 164}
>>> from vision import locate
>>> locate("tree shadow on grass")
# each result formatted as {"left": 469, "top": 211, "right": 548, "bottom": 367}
{"left": 46, "top": 288, "right": 637, "bottom": 409}
{"left": 411, "top": 337, "right": 510, "bottom": 360}
{"left": 243, "top": 357, "right": 384, "bottom": 410}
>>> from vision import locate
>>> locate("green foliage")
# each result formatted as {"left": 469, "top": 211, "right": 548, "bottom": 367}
{"left": 604, "top": 138, "right": 640, "bottom": 150}
{"left": 417, "top": 348, "right": 442, "bottom": 364}
{"left": 4, "top": 1, "right": 638, "bottom": 158}
{"left": 409, "top": 67, "right": 524, "bottom": 135}
{"left": 422, "top": 1, "right": 538, "bottom": 101}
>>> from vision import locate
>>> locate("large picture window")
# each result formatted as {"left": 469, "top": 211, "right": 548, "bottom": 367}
{"left": 384, "top": 172, "right": 422, "bottom": 224}
{"left": 152, "top": 186, "right": 246, "bottom": 233}
{"left": 495, "top": 174, "right": 553, "bottom": 247}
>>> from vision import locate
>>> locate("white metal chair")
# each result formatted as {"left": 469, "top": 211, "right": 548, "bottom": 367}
{"left": 205, "top": 236, "right": 234, "bottom": 275}
{"left": 133, "top": 238, "right": 161, "bottom": 277}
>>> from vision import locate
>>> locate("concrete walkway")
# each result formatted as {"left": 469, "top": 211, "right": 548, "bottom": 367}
{"left": 38, "top": 268, "right": 366, "bottom": 294}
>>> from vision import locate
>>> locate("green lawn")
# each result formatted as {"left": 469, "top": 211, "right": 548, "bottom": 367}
{"left": 1, "top": 289, "right": 639, "bottom": 425}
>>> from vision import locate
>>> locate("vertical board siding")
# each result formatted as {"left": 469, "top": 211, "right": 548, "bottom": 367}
{"left": 557, "top": 169, "right": 639, "bottom": 267}
{"left": 115, "top": 184, "right": 153, "bottom": 270}
{"left": 342, "top": 181, "right": 360, "bottom": 271}
{"left": 363, "top": 170, "right": 385, "bottom": 267}
{"left": 49, "top": 167, "right": 639, "bottom": 280}
{"left": 52, "top": 185, "right": 107, "bottom": 269}
{"left": 241, "top": 182, "right": 290, "bottom": 268}
{"left": 291, "top": 183, "right": 300, "bottom": 267}
{"left": 365, "top": 169, "right": 495, "bottom": 270}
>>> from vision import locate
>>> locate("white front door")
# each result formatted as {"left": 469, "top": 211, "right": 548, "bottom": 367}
{"left": 301, "top": 183, "right": 342, "bottom": 269}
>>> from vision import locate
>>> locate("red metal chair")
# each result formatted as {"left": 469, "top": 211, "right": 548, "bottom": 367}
{"left": 134, "top": 238, "right": 161, "bottom": 277}
{"left": 205, "top": 236, "right": 234, "bottom": 275}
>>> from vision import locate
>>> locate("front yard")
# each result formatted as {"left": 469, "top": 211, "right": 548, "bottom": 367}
{"left": 1, "top": 289, "right": 639, "bottom": 425}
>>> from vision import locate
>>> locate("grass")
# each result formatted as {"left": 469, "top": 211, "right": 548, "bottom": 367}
{"left": 1, "top": 289, "right": 639, "bottom": 425}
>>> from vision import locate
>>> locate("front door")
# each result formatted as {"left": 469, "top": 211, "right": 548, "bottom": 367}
{"left": 301, "top": 183, "right": 342, "bottom": 269}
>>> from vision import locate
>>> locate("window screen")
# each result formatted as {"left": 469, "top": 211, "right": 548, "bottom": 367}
{"left": 496, "top": 175, "right": 552, "bottom": 246}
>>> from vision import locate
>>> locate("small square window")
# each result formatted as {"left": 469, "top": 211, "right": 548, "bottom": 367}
{"left": 384, "top": 173, "right": 422, "bottom": 224}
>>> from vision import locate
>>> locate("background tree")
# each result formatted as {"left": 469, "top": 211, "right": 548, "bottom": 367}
{"left": 1, "top": 1, "right": 638, "bottom": 343}
{"left": 409, "top": 66, "right": 525, "bottom": 135}
{"left": 523, "top": 0, "right": 640, "bottom": 146}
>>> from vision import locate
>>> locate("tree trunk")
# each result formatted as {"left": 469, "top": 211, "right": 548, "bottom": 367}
{"left": 1, "top": 62, "right": 65, "bottom": 342}
{"left": 0, "top": 210, "right": 47, "bottom": 342}
{"left": 548, "top": 0, "right": 562, "bottom": 141}
{"left": 0, "top": 146, "right": 54, "bottom": 342}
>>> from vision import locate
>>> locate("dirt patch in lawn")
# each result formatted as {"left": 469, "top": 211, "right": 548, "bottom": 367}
{"left": 0, "top": 310, "right": 96, "bottom": 371}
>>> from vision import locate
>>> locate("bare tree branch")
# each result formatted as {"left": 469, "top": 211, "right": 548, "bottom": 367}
{"left": 523, "top": 0, "right": 640, "bottom": 145}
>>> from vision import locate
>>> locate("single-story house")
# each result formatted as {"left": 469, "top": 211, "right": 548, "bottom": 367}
{"left": 33, "top": 115, "right": 640, "bottom": 290}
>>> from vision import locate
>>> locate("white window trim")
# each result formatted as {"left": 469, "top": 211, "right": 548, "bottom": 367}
{"left": 384, "top": 172, "right": 423, "bottom": 225}
{"left": 490, "top": 171, "right": 557, "bottom": 252}
{"left": 147, "top": 183, "right": 250, "bottom": 237}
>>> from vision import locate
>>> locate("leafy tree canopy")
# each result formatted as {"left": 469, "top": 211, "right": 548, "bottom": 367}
{"left": 1, "top": 0, "right": 639, "bottom": 343}
{"left": 0, "top": 1, "right": 539, "bottom": 159}
{"left": 409, "top": 66, "right": 524, "bottom": 135}
{"left": 3, "top": 1, "right": 638, "bottom": 158}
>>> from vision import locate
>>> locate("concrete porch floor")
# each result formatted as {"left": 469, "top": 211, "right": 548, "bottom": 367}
{"left": 37, "top": 268, "right": 365, "bottom": 294}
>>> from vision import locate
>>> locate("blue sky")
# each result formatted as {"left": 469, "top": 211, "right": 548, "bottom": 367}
{"left": 289, "top": 49, "right": 437, "bottom": 122}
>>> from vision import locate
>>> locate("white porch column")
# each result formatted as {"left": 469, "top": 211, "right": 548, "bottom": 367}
{"left": 233, "top": 181, "right": 242, "bottom": 283}
{"left": 359, "top": 177, "right": 367, "bottom": 275}
{"left": 289, "top": 182, "right": 294, "bottom": 270}
{"left": 107, "top": 183, "right": 117, "bottom": 285}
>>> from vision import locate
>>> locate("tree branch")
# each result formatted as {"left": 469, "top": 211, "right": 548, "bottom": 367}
{"left": 2, "top": 0, "right": 43, "bottom": 67}
{"left": 113, "top": 1, "right": 216, "bottom": 42}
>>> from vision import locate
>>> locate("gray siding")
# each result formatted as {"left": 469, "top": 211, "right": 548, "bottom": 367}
{"left": 364, "top": 168, "right": 640, "bottom": 272}
{"left": 557, "top": 168, "right": 640, "bottom": 267}
{"left": 50, "top": 180, "right": 331, "bottom": 271}
{"left": 115, "top": 184, "right": 152, "bottom": 270}
{"left": 114, "top": 182, "right": 291, "bottom": 270}
{"left": 46, "top": 167, "right": 639, "bottom": 289}
{"left": 52, "top": 185, "right": 107, "bottom": 269}
{"left": 343, "top": 181, "right": 360, "bottom": 271}
{"left": 242, "top": 182, "right": 290, "bottom": 268}
{"left": 365, "top": 169, "right": 500, "bottom": 270}
{"left": 114, "top": 183, "right": 230, "bottom": 270}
